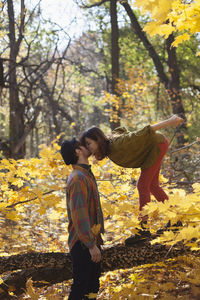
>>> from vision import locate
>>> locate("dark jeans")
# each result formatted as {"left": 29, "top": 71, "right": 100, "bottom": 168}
{"left": 68, "top": 241, "right": 101, "bottom": 300}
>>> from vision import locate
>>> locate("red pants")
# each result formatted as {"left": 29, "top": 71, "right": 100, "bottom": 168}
{"left": 137, "top": 138, "right": 169, "bottom": 211}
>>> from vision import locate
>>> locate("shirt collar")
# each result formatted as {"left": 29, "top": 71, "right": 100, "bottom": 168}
{"left": 76, "top": 163, "right": 92, "bottom": 172}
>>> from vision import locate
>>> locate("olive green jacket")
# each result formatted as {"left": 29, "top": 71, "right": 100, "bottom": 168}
{"left": 108, "top": 125, "right": 165, "bottom": 170}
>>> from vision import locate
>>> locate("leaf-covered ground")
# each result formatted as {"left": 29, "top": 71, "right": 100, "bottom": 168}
{"left": 0, "top": 142, "right": 199, "bottom": 299}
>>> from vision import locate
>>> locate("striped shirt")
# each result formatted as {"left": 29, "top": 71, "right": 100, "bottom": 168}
{"left": 66, "top": 164, "right": 104, "bottom": 250}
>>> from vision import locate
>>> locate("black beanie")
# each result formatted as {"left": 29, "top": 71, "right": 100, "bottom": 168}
{"left": 60, "top": 138, "right": 78, "bottom": 165}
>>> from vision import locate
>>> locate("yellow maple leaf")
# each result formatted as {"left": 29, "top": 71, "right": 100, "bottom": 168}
{"left": 85, "top": 293, "right": 98, "bottom": 299}
{"left": 192, "top": 183, "right": 200, "bottom": 193}
{"left": 129, "top": 273, "right": 144, "bottom": 283}
{"left": 91, "top": 224, "right": 101, "bottom": 236}
{"left": 59, "top": 234, "right": 67, "bottom": 242}
{"left": 37, "top": 206, "right": 47, "bottom": 215}
{"left": 48, "top": 210, "right": 60, "bottom": 220}
{"left": 159, "top": 23, "right": 175, "bottom": 38}
{"left": 172, "top": 33, "right": 190, "bottom": 47}
{"left": 6, "top": 211, "right": 20, "bottom": 221}
{"left": 25, "top": 278, "right": 39, "bottom": 300}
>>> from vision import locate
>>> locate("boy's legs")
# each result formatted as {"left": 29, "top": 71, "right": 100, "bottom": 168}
{"left": 84, "top": 253, "right": 101, "bottom": 299}
{"left": 69, "top": 241, "right": 101, "bottom": 300}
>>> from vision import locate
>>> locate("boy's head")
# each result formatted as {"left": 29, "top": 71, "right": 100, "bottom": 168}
{"left": 61, "top": 138, "right": 90, "bottom": 165}
{"left": 60, "top": 138, "right": 80, "bottom": 165}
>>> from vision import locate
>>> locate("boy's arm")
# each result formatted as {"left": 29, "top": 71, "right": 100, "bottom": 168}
{"left": 151, "top": 115, "right": 183, "bottom": 131}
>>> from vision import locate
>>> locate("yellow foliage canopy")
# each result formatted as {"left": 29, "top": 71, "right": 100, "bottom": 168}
{"left": 135, "top": 0, "right": 200, "bottom": 50}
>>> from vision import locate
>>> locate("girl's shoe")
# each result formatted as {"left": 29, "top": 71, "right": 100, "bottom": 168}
{"left": 125, "top": 228, "right": 151, "bottom": 246}
{"left": 156, "top": 220, "right": 183, "bottom": 235}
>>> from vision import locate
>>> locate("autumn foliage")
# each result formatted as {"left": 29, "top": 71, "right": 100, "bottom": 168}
{"left": 135, "top": 0, "right": 200, "bottom": 53}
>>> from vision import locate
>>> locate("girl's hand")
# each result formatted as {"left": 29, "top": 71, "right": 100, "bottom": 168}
{"left": 169, "top": 115, "right": 184, "bottom": 126}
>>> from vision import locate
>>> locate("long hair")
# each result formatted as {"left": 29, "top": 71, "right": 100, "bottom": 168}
{"left": 80, "top": 127, "right": 110, "bottom": 160}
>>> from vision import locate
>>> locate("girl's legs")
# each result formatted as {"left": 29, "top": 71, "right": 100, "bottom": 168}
{"left": 137, "top": 138, "right": 169, "bottom": 214}
{"left": 150, "top": 166, "right": 168, "bottom": 202}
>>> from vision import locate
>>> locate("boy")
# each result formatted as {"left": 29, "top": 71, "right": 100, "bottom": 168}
{"left": 61, "top": 138, "right": 104, "bottom": 300}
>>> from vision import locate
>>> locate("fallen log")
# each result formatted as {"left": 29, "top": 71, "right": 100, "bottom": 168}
{"left": 0, "top": 240, "right": 198, "bottom": 299}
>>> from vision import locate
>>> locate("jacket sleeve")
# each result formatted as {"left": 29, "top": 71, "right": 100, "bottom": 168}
{"left": 68, "top": 176, "right": 95, "bottom": 248}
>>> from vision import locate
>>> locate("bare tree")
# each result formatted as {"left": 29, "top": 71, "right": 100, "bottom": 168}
{"left": 0, "top": 1, "right": 72, "bottom": 158}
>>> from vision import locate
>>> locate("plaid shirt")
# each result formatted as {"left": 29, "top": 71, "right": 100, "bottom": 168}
{"left": 66, "top": 164, "right": 104, "bottom": 250}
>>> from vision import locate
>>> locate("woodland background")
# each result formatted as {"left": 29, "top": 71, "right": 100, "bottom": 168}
{"left": 0, "top": 0, "right": 200, "bottom": 299}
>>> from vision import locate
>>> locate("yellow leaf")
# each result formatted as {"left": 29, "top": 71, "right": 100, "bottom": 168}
{"left": 192, "top": 183, "right": 200, "bottom": 193}
{"left": 48, "top": 210, "right": 60, "bottom": 220}
{"left": 172, "top": 33, "right": 190, "bottom": 47}
{"left": 6, "top": 211, "right": 20, "bottom": 221}
{"left": 37, "top": 206, "right": 47, "bottom": 215}
{"left": 91, "top": 224, "right": 101, "bottom": 236}
{"left": 129, "top": 273, "right": 144, "bottom": 283}
{"left": 10, "top": 178, "right": 24, "bottom": 187}
{"left": 159, "top": 23, "right": 175, "bottom": 38}
{"left": 25, "top": 278, "right": 40, "bottom": 300}
{"left": 70, "top": 122, "right": 76, "bottom": 129}
{"left": 59, "top": 234, "right": 67, "bottom": 242}
{"left": 86, "top": 293, "right": 98, "bottom": 299}
{"left": 31, "top": 187, "right": 43, "bottom": 198}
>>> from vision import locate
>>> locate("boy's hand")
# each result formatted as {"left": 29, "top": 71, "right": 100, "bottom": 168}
{"left": 170, "top": 115, "right": 184, "bottom": 126}
{"left": 89, "top": 244, "right": 101, "bottom": 263}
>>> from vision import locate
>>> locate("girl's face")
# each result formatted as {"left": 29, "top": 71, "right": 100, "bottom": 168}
{"left": 85, "top": 137, "right": 99, "bottom": 156}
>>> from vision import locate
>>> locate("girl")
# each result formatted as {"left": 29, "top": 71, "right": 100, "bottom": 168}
{"left": 80, "top": 115, "right": 183, "bottom": 235}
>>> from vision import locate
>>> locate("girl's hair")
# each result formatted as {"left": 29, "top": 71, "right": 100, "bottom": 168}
{"left": 80, "top": 127, "right": 110, "bottom": 160}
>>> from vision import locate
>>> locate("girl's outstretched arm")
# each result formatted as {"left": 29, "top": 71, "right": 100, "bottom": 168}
{"left": 151, "top": 115, "right": 184, "bottom": 131}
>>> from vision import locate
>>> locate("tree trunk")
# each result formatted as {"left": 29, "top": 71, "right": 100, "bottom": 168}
{"left": 166, "top": 34, "right": 187, "bottom": 144}
{"left": 110, "top": 0, "right": 121, "bottom": 129}
{"left": 0, "top": 59, "right": 5, "bottom": 87}
{"left": 7, "top": 0, "right": 25, "bottom": 159}
{"left": 0, "top": 241, "right": 194, "bottom": 298}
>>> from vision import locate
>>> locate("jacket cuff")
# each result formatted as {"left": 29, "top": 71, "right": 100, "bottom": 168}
{"left": 85, "top": 239, "right": 95, "bottom": 249}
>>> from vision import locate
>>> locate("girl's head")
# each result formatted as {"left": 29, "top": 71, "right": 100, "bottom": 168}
{"left": 80, "top": 127, "right": 110, "bottom": 160}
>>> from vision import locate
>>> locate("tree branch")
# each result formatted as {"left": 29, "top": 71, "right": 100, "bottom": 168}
{"left": 7, "top": 190, "right": 56, "bottom": 209}
{"left": 171, "top": 140, "right": 199, "bottom": 153}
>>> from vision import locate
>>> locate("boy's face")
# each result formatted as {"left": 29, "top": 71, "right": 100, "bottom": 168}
{"left": 79, "top": 145, "right": 91, "bottom": 158}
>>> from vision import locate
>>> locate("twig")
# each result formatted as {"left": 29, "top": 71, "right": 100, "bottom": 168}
{"left": 168, "top": 124, "right": 182, "bottom": 147}
{"left": 171, "top": 141, "right": 199, "bottom": 153}
{"left": 164, "top": 231, "right": 179, "bottom": 259}
{"left": 7, "top": 190, "right": 56, "bottom": 209}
